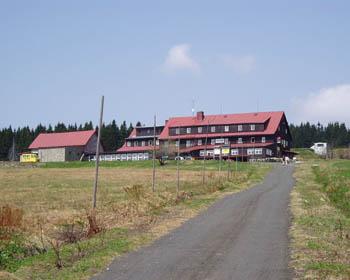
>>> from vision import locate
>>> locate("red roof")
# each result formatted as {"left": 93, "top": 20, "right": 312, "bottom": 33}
{"left": 29, "top": 130, "right": 96, "bottom": 149}
{"left": 159, "top": 111, "right": 285, "bottom": 139}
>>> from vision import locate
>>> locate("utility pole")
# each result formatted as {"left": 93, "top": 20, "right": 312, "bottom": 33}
{"left": 92, "top": 95, "right": 104, "bottom": 209}
{"left": 176, "top": 137, "right": 180, "bottom": 195}
{"left": 152, "top": 115, "right": 156, "bottom": 192}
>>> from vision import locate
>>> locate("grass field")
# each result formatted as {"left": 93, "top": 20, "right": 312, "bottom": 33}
{"left": 0, "top": 160, "right": 271, "bottom": 280}
{"left": 290, "top": 154, "right": 350, "bottom": 279}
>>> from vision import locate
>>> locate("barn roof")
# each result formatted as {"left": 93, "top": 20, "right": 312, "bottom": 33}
{"left": 29, "top": 130, "right": 96, "bottom": 149}
{"left": 159, "top": 111, "right": 286, "bottom": 139}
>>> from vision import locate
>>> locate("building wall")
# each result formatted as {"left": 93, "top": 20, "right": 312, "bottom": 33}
{"left": 38, "top": 148, "right": 66, "bottom": 162}
{"left": 65, "top": 146, "right": 85, "bottom": 161}
{"left": 84, "top": 134, "right": 104, "bottom": 154}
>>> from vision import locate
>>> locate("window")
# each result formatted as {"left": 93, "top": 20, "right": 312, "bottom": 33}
{"left": 156, "top": 140, "right": 159, "bottom": 146}
{"left": 148, "top": 140, "right": 153, "bottom": 146}
{"left": 237, "top": 138, "right": 243, "bottom": 144}
{"left": 198, "top": 127, "right": 202, "bottom": 133}
{"left": 238, "top": 125, "right": 243, "bottom": 131}
{"left": 127, "top": 141, "right": 131, "bottom": 147}
{"left": 255, "top": 148, "right": 263, "bottom": 155}
{"left": 186, "top": 140, "right": 191, "bottom": 147}
{"left": 198, "top": 139, "right": 202, "bottom": 145}
{"left": 211, "top": 126, "right": 216, "bottom": 132}
{"left": 134, "top": 141, "right": 138, "bottom": 147}
{"left": 261, "top": 136, "right": 266, "bottom": 143}
{"left": 141, "top": 141, "right": 145, "bottom": 147}
{"left": 247, "top": 148, "right": 255, "bottom": 155}
{"left": 187, "top": 127, "right": 191, "bottom": 134}
{"left": 175, "top": 140, "right": 180, "bottom": 147}
{"left": 250, "top": 124, "right": 255, "bottom": 131}
{"left": 211, "top": 139, "right": 215, "bottom": 145}
{"left": 175, "top": 128, "right": 180, "bottom": 135}
{"left": 231, "top": 149, "right": 239, "bottom": 155}
{"left": 251, "top": 137, "right": 255, "bottom": 143}
{"left": 224, "top": 125, "right": 229, "bottom": 132}
{"left": 224, "top": 138, "right": 229, "bottom": 145}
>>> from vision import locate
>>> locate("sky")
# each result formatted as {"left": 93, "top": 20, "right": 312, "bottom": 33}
{"left": 1, "top": 0, "right": 350, "bottom": 128}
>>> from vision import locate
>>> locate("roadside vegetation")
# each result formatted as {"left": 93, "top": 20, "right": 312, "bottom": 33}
{"left": 0, "top": 160, "right": 270, "bottom": 280}
{"left": 290, "top": 149, "right": 350, "bottom": 279}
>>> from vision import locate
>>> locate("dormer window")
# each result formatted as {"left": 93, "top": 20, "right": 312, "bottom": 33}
{"left": 187, "top": 127, "right": 191, "bottom": 134}
{"left": 238, "top": 125, "right": 243, "bottom": 132}
{"left": 250, "top": 124, "right": 255, "bottom": 131}
{"left": 224, "top": 125, "right": 229, "bottom": 132}
{"left": 211, "top": 126, "right": 216, "bottom": 133}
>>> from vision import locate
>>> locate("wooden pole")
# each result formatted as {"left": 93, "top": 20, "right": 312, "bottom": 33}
{"left": 152, "top": 115, "right": 156, "bottom": 192}
{"left": 93, "top": 95, "right": 104, "bottom": 209}
{"left": 176, "top": 137, "right": 180, "bottom": 195}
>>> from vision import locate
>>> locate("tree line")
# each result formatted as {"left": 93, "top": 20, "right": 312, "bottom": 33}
{"left": 289, "top": 122, "right": 350, "bottom": 148}
{"left": 1, "top": 121, "right": 349, "bottom": 160}
{"left": 0, "top": 120, "right": 140, "bottom": 160}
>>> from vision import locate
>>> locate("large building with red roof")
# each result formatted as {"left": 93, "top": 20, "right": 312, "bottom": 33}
{"left": 158, "top": 111, "right": 292, "bottom": 160}
{"left": 116, "top": 125, "right": 164, "bottom": 160}
{"left": 29, "top": 130, "right": 104, "bottom": 162}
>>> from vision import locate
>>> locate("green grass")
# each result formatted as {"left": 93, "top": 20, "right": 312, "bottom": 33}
{"left": 291, "top": 159, "right": 350, "bottom": 279}
{"left": 40, "top": 159, "right": 252, "bottom": 172}
{"left": 14, "top": 227, "right": 146, "bottom": 280}
{"left": 312, "top": 160, "right": 350, "bottom": 217}
{"left": 306, "top": 262, "right": 350, "bottom": 276}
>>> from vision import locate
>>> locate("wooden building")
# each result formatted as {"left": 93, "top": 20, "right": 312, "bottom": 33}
{"left": 158, "top": 111, "right": 292, "bottom": 160}
{"left": 116, "top": 125, "right": 164, "bottom": 161}
{"left": 29, "top": 130, "right": 103, "bottom": 162}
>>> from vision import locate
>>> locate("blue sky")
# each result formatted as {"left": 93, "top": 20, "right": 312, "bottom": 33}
{"left": 1, "top": 0, "right": 350, "bottom": 128}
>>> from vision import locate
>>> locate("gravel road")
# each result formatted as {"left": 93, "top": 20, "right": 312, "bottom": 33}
{"left": 92, "top": 164, "right": 295, "bottom": 280}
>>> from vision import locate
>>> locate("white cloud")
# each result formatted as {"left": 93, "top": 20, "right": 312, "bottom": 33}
{"left": 292, "top": 84, "right": 350, "bottom": 125}
{"left": 221, "top": 55, "right": 256, "bottom": 74}
{"left": 163, "top": 44, "right": 200, "bottom": 74}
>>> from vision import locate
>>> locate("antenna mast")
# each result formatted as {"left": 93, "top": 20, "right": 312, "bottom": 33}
{"left": 192, "top": 98, "right": 195, "bottom": 116}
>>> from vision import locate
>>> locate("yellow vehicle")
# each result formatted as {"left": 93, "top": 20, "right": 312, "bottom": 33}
{"left": 20, "top": 153, "right": 39, "bottom": 163}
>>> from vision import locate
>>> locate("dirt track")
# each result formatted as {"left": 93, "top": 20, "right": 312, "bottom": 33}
{"left": 92, "top": 165, "right": 295, "bottom": 280}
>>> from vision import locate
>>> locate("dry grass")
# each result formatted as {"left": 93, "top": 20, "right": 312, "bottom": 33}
{"left": 0, "top": 162, "right": 270, "bottom": 279}
{"left": 290, "top": 161, "right": 350, "bottom": 279}
{"left": 0, "top": 167, "right": 204, "bottom": 235}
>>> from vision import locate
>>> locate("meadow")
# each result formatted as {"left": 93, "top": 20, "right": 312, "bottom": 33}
{"left": 0, "top": 160, "right": 270, "bottom": 280}
{"left": 290, "top": 149, "right": 350, "bottom": 279}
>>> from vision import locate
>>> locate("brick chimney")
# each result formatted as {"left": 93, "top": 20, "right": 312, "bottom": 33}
{"left": 196, "top": 111, "right": 204, "bottom": 121}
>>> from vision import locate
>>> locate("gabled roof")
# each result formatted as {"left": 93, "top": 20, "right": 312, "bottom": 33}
{"left": 159, "top": 111, "right": 286, "bottom": 139}
{"left": 29, "top": 130, "right": 96, "bottom": 149}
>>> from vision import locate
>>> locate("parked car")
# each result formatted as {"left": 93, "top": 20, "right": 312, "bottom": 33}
{"left": 175, "top": 156, "right": 184, "bottom": 160}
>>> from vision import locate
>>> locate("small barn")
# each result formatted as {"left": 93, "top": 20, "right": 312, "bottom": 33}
{"left": 29, "top": 130, "right": 103, "bottom": 162}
